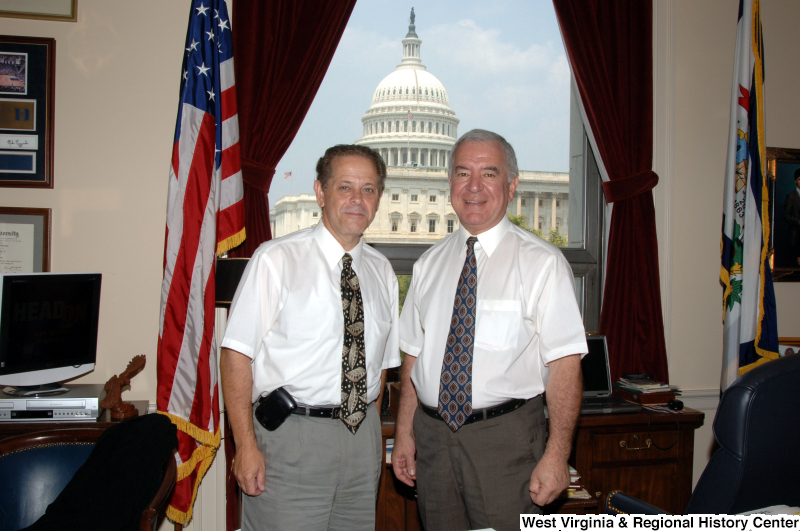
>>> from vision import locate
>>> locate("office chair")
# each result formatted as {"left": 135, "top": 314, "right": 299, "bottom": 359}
{"left": 605, "top": 353, "right": 800, "bottom": 515}
{"left": 0, "top": 414, "right": 178, "bottom": 531}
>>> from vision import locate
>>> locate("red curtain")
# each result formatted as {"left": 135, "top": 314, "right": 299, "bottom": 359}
{"left": 229, "top": 0, "right": 357, "bottom": 258}
{"left": 553, "top": 0, "right": 669, "bottom": 383}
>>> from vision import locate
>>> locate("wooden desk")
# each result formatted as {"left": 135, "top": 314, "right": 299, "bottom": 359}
{"left": 0, "top": 401, "right": 150, "bottom": 441}
{"left": 377, "top": 407, "right": 704, "bottom": 529}
{"left": 572, "top": 407, "right": 704, "bottom": 514}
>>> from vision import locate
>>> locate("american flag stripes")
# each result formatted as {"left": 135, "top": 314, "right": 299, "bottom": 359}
{"left": 720, "top": 0, "right": 778, "bottom": 391}
{"left": 157, "top": 0, "right": 244, "bottom": 523}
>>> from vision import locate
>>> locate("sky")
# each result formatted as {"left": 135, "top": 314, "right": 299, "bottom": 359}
{"left": 269, "top": 0, "right": 571, "bottom": 202}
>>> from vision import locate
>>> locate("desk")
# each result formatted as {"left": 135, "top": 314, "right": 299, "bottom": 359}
{"left": 377, "top": 407, "right": 704, "bottom": 529}
{"left": 0, "top": 401, "right": 150, "bottom": 441}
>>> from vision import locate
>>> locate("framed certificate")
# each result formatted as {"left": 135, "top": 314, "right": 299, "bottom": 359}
{"left": 0, "top": 1, "right": 77, "bottom": 22}
{"left": 0, "top": 206, "right": 51, "bottom": 273}
{"left": 0, "top": 36, "right": 55, "bottom": 188}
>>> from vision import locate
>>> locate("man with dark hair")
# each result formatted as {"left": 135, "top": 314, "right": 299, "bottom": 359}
{"left": 393, "top": 129, "right": 586, "bottom": 531}
{"left": 221, "top": 144, "right": 399, "bottom": 531}
{"left": 783, "top": 168, "right": 800, "bottom": 266}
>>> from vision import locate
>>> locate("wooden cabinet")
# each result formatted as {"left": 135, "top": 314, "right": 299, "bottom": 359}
{"left": 377, "top": 407, "right": 704, "bottom": 529}
{"left": 572, "top": 408, "right": 704, "bottom": 514}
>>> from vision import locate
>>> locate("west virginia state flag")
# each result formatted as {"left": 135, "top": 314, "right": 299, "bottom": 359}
{"left": 720, "top": 0, "right": 778, "bottom": 391}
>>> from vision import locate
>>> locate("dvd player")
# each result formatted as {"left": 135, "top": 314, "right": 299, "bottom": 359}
{"left": 0, "top": 383, "right": 104, "bottom": 422}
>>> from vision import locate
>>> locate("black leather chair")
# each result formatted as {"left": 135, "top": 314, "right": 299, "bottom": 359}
{"left": 0, "top": 414, "right": 178, "bottom": 531}
{"left": 605, "top": 353, "right": 800, "bottom": 515}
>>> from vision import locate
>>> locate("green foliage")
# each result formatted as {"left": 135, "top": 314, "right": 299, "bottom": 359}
{"left": 507, "top": 214, "right": 544, "bottom": 239}
{"left": 398, "top": 274, "right": 411, "bottom": 314}
{"left": 547, "top": 228, "right": 568, "bottom": 248}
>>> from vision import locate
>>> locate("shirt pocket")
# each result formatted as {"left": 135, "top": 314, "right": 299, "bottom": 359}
{"left": 475, "top": 299, "right": 522, "bottom": 352}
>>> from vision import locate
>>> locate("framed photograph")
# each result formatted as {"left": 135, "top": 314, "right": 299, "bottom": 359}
{"left": 778, "top": 337, "right": 800, "bottom": 357}
{"left": 767, "top": 147, "right": 800, "bottom": 281}
{"left": 0, "top": 206, "right": 50, "bottom": 273}
{"left": 0, "top": 35, "right": 55, "bottom": 188}
{"left": 0, "top": 1, "right": 77, "bottom": 22}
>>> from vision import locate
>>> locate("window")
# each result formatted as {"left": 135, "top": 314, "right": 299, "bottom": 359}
{"left": 272, "top": 4, "right": 603, "bottom": 329}
{"left": 312, "top": 212, "right": 319, "bottom": 218}
{"left": 429, "top": 219, "right": 436, "bottom": 233}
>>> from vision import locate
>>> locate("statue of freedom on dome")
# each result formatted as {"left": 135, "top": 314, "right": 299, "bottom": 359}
{"left": 410, "top": 8, "right": 415, "bottom": 25}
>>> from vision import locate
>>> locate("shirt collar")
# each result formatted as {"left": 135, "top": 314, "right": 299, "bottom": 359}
{"left": 312, "top": 222, "right": 364, "bottom": 271}
{"left": 456, "top": 215, "right": 510, "bottom": 257}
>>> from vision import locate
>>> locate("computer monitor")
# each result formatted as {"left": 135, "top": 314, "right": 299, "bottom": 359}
{"left": 0, "top": 272, "right": 102, "bottom": 396}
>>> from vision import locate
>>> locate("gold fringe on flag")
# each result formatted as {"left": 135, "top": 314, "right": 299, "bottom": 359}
{"left": 217, "top": 227, "right": 246, "bottom": 257}
{"left": 158, "top": 411, "right": 221, "bottom": 525}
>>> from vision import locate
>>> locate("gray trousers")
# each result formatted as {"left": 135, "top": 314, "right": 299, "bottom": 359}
{"left": 242, "top": 405, "right": 382, "bottom": 531}
{"left": 414, "top": 396, "right": 546, "bottom": 531}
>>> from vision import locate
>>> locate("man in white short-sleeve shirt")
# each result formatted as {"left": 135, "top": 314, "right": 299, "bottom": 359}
{"left": 392, "top": 130, "right": 587, "bottom": 531}
{"left": 221, "top": 145, "right": 400, "bottom": 531}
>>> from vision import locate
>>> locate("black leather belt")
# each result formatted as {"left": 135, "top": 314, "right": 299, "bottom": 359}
{"left": 419, "top": 398, "right": 528, "bottom": 426}
{"left": 292, "top": 406, "right": 342, "bottom": 419}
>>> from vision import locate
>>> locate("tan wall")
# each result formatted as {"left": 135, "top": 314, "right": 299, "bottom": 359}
{"left": 1, "top": 1, "right": 187, "bottom": 401}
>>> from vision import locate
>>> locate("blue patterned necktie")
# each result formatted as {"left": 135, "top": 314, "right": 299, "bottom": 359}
{"left": 438, "top": 236, "right": 478, "bottom": 432}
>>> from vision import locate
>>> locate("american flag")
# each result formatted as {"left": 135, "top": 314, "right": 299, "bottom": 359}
{"left": 157, "top": 0, "right": 244, "bottom": 524}
{"left": 284, "top": 171, "right": 292, "bottom": 179}
{"left": 407, "top": 110, "right": 413, "bottom": 120}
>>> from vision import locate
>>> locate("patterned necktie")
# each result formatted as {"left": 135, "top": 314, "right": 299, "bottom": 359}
{"left": 438, "top": 236, "right": 478, "bottom": 432}
{"left": 340, "top": 253, "right": 368, "bottom": 434}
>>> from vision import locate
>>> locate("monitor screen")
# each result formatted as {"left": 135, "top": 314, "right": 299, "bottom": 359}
{"left": 0, "top": 272, "right": 101, "bottom": 390}
{"left": 582, "top": 335, "right": 611, "bottom": 396}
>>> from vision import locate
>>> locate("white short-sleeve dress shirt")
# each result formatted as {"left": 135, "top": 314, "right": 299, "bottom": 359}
{"left": 399, "top": 216, "right": 587, "bottom": 409}
{"left": 221, "top": 222, "right": 401, "bottom": 405}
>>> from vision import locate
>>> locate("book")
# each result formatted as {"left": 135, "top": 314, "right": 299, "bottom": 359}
{"left": 613, "top": 385, "right": 676, "bottom": 405}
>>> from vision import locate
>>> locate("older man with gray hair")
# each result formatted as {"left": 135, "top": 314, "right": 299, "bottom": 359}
{"left": 393, "top": 129, "right": 586, "bottom": 531}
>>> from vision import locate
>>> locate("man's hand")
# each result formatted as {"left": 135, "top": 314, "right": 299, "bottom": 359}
{"left": 531, "top": 353, "right": 582, "bottom": 506}
{"left": 221, "top": 348, "right": 266, "bottom": 497}
{"left": 234, "top": 440, "right": 266, "bottom": 496}
{"left": 529, "top": 452, "right": 570, "bottom": 505}
{"left": 392, "top": 432, "right": 417, "bottom": 486}
{"left": 393, "top": 353, "right": 419, "bottom": 487}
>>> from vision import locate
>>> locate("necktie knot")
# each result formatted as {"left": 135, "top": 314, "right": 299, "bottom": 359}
{"left": 466, "top": 237, "right": 477, "bottom": 251}
{"left": 342, "top": 253, "right": 353, "bottom": 269}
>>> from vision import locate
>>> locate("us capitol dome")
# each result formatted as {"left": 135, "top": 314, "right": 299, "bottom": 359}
{"left": 354, "top": 7, "right": 459, "bottom": 169}
{"left": 271, "top": 9, "right": 570, "bottom": 246}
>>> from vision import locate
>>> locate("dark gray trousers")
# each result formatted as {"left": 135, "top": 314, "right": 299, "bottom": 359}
{"left": 414, "top": 396, "right": 546, "bottom": 531}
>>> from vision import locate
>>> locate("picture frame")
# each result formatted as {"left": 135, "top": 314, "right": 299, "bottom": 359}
{"left": 0, "top": 1, "right": 77, "bottom": 23}
{"left": 0, "top": 35, "right": 55, "bottom": 188}
{"left": 778, "top": 337, "right": 800, "bottom": 358}
{"left": 0, "top": 206, "right": 51, "bottom": 273}
{"left": 767, "top": 147, "right": 800, "bottom": 281}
